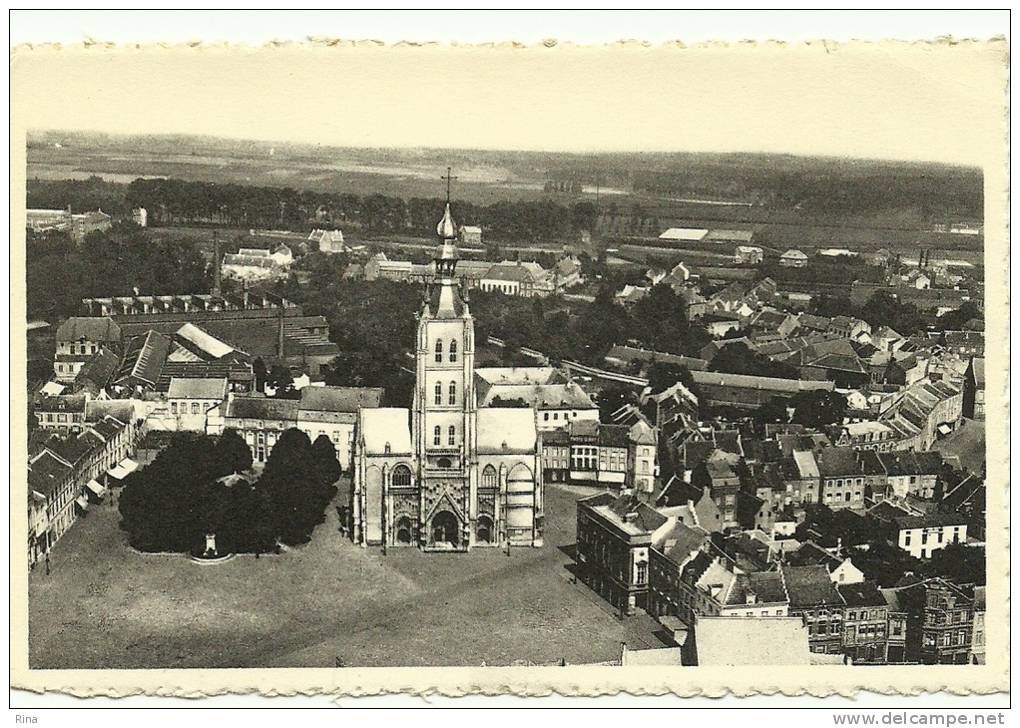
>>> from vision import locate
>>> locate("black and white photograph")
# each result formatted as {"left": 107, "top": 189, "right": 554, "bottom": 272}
{"left": 10, "top": 11, "right": 1009, "bottom": 706}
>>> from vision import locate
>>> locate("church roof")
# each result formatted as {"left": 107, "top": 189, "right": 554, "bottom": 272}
{"left": 436, "top": 202, "right": 458, "bottom": 241}
{"left": 360, "top": 407, "right": 412, "bottom": 455}
{"left": 425, "top": 283, "right": 466, "bottom": 319}
{"left": 476, "top": 407, "right": 537, "bottom": 453}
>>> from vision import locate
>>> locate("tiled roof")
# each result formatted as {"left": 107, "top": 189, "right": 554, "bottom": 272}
{"left": 694, "top": 616, "right": 811, "bottom": 666}
{"left": 117, "top": 330, "right": 173, "bottom": 386}
{"left": 56, "top": 316, "right": 121, "bottom": 343}
{"left": 28, "top": 451, "right": 72, "bottom": 498}
{"left": 299, "top": 386, "right": 384, "bottom": 413}
{"left": 726, "top": 571, "right": 789, "bottom": 607}
{"left": 167, "top": 377, "right": 229, "bottom": 401}
{"left": 75, "top": 348, "right": 120, "bottom": 389}
{"left": 782, "top": 565, "right": 844, "bottom": 608}
{"left": 837, "top": 581, "right": 887, "bottom": 608}
{"left": 815, "top": 447, "right": 860, "bottom": 477}
{"left": 224, "top": 396, "right": 300, "bottom": 421}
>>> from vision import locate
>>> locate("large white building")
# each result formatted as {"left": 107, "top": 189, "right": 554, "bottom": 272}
{"left": 350, "top": 204, "right": 544, "bottom": 552}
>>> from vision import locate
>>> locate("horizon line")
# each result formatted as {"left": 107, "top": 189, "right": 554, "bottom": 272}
{"left": 26, "top": 127, "right": 983, "bottom": 171}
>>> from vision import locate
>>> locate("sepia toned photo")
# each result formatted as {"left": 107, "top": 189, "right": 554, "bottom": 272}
{"left": 9, "top": 35, "right": 1009, "bottom": 699}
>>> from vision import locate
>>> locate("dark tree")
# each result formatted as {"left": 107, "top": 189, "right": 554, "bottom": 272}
{"left": 311, "top": 434, "right": 343, "bottom": 485}
{"left": 267, "top": 365, "right": 296, "bottom": 398}
{"left": 596, "top": 384, "right": 635, "bottom": 421}
{"left": 791, "top": 390, "right": 848, "bottom": 428}
{"left": 217, "top": 428, "right": 253, "bottom": 474}
{"left": 709, "top": 342, "right": 799, "bottom": 380}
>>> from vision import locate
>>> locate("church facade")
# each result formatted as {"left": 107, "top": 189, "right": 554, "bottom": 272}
{"left": 350, "top": 203, "right": 544, "bottom": 551}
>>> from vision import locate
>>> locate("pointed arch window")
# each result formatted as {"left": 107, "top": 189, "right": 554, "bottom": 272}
{"left": 448, "top": 425, "right": 456, "bottom": 446}
{"left": 448, "top": 380, "right": 456, "bottom": 405}
{"left": 434, "top": 381, "right": 443, "bottom": 405}
{"left": 482, "top": 464, "right": 497, "bottom": 489}
{"left": 392, "top": 465, "right": 412, "bottom": 487}
{"left": 435, "top": 338, "right": 443, "bottom": 363}
{"left": 449, "top": 339, "right": 458, "bottom": 363}
{"left": 433, "top": 425, "right": 441, "bottom": 447}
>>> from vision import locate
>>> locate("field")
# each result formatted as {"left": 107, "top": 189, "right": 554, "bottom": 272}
{"left": 28, "top": 483, "right": 666, "bottom": 669}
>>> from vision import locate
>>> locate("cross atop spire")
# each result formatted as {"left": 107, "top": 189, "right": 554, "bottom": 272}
{"left": 441, "top": 166, "right": 458, "bottom": 205}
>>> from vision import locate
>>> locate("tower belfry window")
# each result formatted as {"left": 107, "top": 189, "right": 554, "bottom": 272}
{"left": 433, "top": 425, "right": 441, "bottom": 447}
{"left": 449, "top": 381, "right": 456, "bottom": 405}
{"left": 449, "top": 340, "right": 458, "bottom": 362}
{"left": 448, "top": 425, "right": 456, "bottom": 446}
{"left": 435, "top": 339, "right": 443, "bottom": 363}
{"left": 434, "top": 381, "right": 443, "bottom": 405}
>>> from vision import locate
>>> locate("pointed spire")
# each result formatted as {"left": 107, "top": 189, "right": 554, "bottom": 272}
{"left": 437, "top": 202, "right": 457, "bottom": 240}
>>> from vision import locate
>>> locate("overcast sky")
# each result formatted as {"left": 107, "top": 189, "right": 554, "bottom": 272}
{"left": 12, "top": 34, "right": 1006, "bottom": 166}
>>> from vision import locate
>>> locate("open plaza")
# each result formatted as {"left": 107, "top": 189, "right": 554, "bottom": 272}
{"left": 28, "top": 481, "right": 665, "bottom": 669}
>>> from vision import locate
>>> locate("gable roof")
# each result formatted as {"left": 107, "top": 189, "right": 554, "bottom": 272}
{"left": 837, "top": 580, "right": 887, "bottom": 608}
{"left": 28, "top": 451, "right": 72, "bottom": 498}
{"left": 782, "top": 565, "right": 844, "bottom": 608}
{"left": 56, "top": 316, "right": 121, "bottom": 342}
{"left": 359, "top": 407, "right": 412, "bottom": 455}
{"left": 167, "top": 377, "right": 228, "bottom": 401}
{"left": 694, "top": 617, "right": 811, "bottom": 666}
{"left": 476, "top": 407, "right": 537, "bottom": 453}
{"left": 299, "top": 386, "right": 384, "bottom": 413}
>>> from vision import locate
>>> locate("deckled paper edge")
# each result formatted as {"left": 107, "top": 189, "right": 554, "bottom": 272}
{"left": 8, "top": 37, "right": 1010, "bottom": 700}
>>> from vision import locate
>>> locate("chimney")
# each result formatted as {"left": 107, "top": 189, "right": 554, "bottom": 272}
{"left": 212, "top": 235, "right": 222, "bottom": 295}
{"left": 278, "top": 307, "right": 286, "bottom": 360}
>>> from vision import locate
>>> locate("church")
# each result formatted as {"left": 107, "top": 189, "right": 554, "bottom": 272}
{"left": 350, "top": 202, "right": 544, "bottom": 551}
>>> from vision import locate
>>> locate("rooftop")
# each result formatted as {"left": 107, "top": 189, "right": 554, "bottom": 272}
{"left": 694, "top": 617, "right": 811, "bottom": 666}
{"left": 781, "top": 564, "right": 844, "bottom": 608}
{"left": 56, "top": 316, "right": 121, "bottom": 343}
{"left": 166, "top": 377, "right": 229, "bottom": 401}
{"left": 360, "top": 407, "right": 412, "bottom": 455}
{"left": 299, "top": 386, "right": 384, "bottom": 413}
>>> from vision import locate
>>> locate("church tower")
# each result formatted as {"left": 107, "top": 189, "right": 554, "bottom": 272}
{"left": 411, "top": 202, "right": 477, "bottom": 550}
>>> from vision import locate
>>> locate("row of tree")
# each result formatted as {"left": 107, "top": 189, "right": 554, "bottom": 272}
{"left": 118, "top": 429, "right": 340, "bottom": 554}
{"left": 113, "top": 178, "right": 599, "bottom": 242}
{"left": 795, "top": 503, "right": 985, "bottom": 588}
{"left": 26, "top": 222, "right": 210, "bottom": 320}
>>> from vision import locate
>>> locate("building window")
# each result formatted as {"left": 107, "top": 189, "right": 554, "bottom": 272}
{"left": 449, "top": 340, "right": 457, "bottom": 363}
{"left": 191, "top": 402, "right": 200, "bottom": 414}
{"left": 448, "top": 381, "right": 456, "bottom": 405}
{"left": 434, "top": 382, "right": 442, "bottom": 405}
{"left": 448, "top": 425, "right": 456, "bottom": 446}
{"left": 482, "top": 464, "right": 497, "bottom": 489}
{"left": 435, "top": 339, "right": 443, "bottom": 363}
{"left": 636, "top": 562, "right": 647, "bottom": 585}
{"left": 433, "top": 426, "right": 441, "bottom": 446}
{"left": 392, "top": 465, "right": 412, "bottom": 487}
{"left": 170, "top": 402, "right": 178, "bottom": 414}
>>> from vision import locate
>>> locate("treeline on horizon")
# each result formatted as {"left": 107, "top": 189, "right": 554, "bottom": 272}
{"left": 631, "top": 167, "right": 983, "bottom": 219}
{"left": 27, "top": 176, "right": 600, "bottom": 242}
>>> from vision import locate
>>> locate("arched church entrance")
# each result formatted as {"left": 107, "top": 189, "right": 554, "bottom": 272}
{"left": 395, "top": 516, "right": 413, "bottom": 545}
{"left": 430, "top": 510, "right": 460, "bottom": 548}
{"left": 476, "top": 515, "right": 494, "bottom": 545}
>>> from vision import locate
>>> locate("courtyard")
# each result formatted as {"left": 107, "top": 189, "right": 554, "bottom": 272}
{"left": 28, "top": 483, "right": 666, "bottom": 669}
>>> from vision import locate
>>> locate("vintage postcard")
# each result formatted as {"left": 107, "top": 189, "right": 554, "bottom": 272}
{"left": 9, "top": 38, "right": 1009, "bottom": 699}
